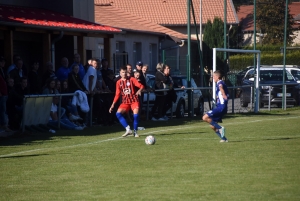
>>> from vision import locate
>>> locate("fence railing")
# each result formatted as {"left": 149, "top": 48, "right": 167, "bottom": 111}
{"left": 21, "top": 83, "right": 299, "bottom": 132}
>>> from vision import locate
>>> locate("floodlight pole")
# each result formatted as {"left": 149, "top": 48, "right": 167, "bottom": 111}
{"left": 187, "top": 0, "right": 192, "bottom": 117}
{"left": 253, "top": 0, "right": 257, "bottom": 108}
{"left": 282, "top": 0, "right": 288, "bottom": 110}
{"left": 223, "top": 0, "right": 227, "bottom": 61}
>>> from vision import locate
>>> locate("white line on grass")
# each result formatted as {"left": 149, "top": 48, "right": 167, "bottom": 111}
{"left": 0, "top": 116, "right": 299, "bottom": 158}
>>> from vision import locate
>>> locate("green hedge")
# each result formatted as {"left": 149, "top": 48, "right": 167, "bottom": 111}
{"left": 229, "top": 51, "right": 300, "bottom": 71}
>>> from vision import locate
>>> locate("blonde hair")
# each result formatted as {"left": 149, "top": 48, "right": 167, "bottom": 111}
{"left": 156, "top": 62, "right": 164, "bottom": 71}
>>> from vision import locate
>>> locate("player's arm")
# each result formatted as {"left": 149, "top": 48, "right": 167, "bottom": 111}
{"left": 132, "top": 77, "right": 144, "bottom": 96}
{"left": 109, "top": 81, "right": 121, "bottom": 113}
{"left": 219, "top": 84, "right": 228, "bottom": 100}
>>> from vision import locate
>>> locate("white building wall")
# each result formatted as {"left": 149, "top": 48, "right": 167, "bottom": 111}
{"left": 292, "top": 30, "right": 300, "bottom": 45}
{"left": 72, "top": 0, "right": 97, "bottom": 56}
{"left": 94, "top": 32, "right": 159, "bottom": 72}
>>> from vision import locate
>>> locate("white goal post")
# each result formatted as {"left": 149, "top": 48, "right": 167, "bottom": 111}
{"left": 212, "top": 48, "right": 261, "bottom": 113}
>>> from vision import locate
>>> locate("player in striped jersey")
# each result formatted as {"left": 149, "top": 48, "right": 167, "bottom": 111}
{"left": 202, "top": 70, "right": 229, "bottom": 142}
{"left": 109, "top": 66, "right": 144, "bottom": 137}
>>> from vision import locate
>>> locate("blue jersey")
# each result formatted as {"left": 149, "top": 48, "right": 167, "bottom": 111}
{"left": 216, "top": 80, "right": 229, "bottom": 105}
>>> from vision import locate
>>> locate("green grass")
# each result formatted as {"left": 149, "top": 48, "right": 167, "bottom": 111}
{"left": 1, "top": 109, "right": 300, "bottom": 201}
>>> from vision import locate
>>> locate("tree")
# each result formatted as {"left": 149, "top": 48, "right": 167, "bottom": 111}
{"left": 203, "top": 17, "right": 224, "bottom": 50}
{"left": 203, "top": 17, "right": 225, "bottom": 70}
{"left": 256, "top": 0, "right": 294, "bottom": 45}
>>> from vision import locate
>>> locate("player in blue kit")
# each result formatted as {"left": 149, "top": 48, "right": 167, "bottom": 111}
{"left": 202, "top": 70, "right": 229, "bottom": 142}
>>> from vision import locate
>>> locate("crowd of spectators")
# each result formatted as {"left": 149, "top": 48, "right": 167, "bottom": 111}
{"left": 0, "top": 54, "right": 122, "bottom": 133}
{"left": 0, "top": 52, "right": 177, "bottom": 134}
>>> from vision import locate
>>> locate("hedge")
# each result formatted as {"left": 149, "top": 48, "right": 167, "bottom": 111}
{"left": 228, "top": 51, "right": 300, "bottom": 72}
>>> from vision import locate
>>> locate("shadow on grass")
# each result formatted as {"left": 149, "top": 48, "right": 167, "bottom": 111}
{"left": 1, "top": 108, "right": 298, "bottom": 147}
{"left": 229, "top": 136, "right": 300, "bottom": 143}
{"left": 0, "top": 153, "right": 49, "bottom": 159}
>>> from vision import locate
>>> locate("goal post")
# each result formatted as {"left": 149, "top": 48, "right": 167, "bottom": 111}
{"left": 212, "top": 48, "right": 261, "bottom": 113}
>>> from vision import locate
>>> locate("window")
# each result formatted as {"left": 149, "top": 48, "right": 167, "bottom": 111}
{"left": 149, "top": 43, "right": 157, "bottom": 71}
{"left": 133, "top": 42, "right": 142, "bottom": 64}
{"left": 98, "top": 44, "right": 104, "bottom": 59}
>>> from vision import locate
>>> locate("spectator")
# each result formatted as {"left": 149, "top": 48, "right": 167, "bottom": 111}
{"left": 82, "top": 58, "right": 98, "bottom": 125}
{"left": 7, "top": 77, "right": 30, "bottom": 129}
{"left": 151, "top": 63, "right": 168, "bottom": 121}
{"left": 135, "top": 61, "right": 147, "bottom": 88}
{"left": 97, "top": 69, "right": 117, "bottom": 126}
{"left": 42, "top": 78, "right": 59, "bottom": 94}
{"left": 162, "top": 65, "right": 180, "bottom": 119}
{"left": 101, "top": 58, "right": 114, "bottom": 87}
{"left": 42, "top": 61, "right": 57, "bottom": 87}
{"left": 95, "top": 59, "right": 108, "bottom": 93}
{"left": 28, "top": 60, "right": 42, "bottom": 94}
{"left": 70, "top": 53, "right": 86, "bottom": 80}
{"left": 0, "top": 56, "right": 7, "bottom": 80}
{"left": 0, "top": 65, "right": 11, "bottom": 132}
{"left": 60, "top": 79, "right": 82, "bottom": 122}
{"left": 84, "top": 59, "right": 92, "bottom": 73}
{"left": 6, "top": 78, "right": 18, "bottom": 129}
{"left": 56, "top": 57, "right": 70, "bottom": 82}
{"left": 9, "top": 58, "right": 26, "bottom": 85}
{"left": 82, "top": 59, "right": 98, "bottom": 94}
{"left": 6, "top": 54, "right": 21, "bottom": 76}
{"left": 56, "top": 80, "right": 61, "bottom": 93}
{"left": 68, "top": 64, "right": 88, "bottom": 93}
{"left": 68, "top": 64, "right": 89, "bottom": 123}
{"left": 48, "top": 97, "right": 84, "bottom": 130}
{"left": 126, "top": 64, "right": 134, "bottom": 77}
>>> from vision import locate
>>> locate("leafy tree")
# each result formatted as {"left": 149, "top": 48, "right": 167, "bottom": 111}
{"left": 203, "top": 17, "right": 225, "bottom": 71}
{"left": 203, "top": 17, "right": 224, "bottom": 50}
{"left": 256, "top": 0, "right": 294, "bottom": 45}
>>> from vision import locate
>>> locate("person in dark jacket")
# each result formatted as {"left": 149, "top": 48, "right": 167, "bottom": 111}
{"left": 68, "top": 64, "right": 88, "bottom": 93}
{"left": 28, "top": 60, "right": 42, "bottom": 94}
{"left": 151, "top": 63, "right": 170, "bottom": 121}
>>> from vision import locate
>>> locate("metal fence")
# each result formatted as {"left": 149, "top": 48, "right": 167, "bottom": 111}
{"left": 21, "top": 83, "right": 299, "bottom": 132}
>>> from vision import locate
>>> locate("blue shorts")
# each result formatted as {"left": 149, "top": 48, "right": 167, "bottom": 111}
{"left": 206, "top": 103, "right": 227, "bottom": 122}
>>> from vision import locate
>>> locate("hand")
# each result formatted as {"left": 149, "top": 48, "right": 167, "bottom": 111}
{"left": 109, "top": 105, "right": 114, "bottom": 113}
{"left": 136, "top": 90, "right": 142, "bottom": 96}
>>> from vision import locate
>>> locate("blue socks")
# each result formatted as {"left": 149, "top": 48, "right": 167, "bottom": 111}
{"left": 210, "top": 121, "right": 222, "bottom": 129}
{"left": 133, "top": 114, "right": 139, "bottom": 130}
{"left": 116, "top": 113, "right": 139, "bottom": 130}
{"left": 116, "top": 112, "right": 128, "bottom": 128}
{"left": 215, "top": 131, "right": 227, "bottom": 140}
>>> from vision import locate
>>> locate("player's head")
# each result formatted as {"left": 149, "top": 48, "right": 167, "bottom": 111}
{"left": 119, "top": 65, "right": 127, "bottom": 78}
{"left": 213, "top": 70, "right": 223, "bottom": 82}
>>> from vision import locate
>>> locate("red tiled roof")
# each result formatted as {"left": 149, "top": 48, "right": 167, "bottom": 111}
{"left": 237, "top": 3, "right": 300, "bottom": 32}
{"left": 0, "top": 4, "right": 121, "bottom": 33}
{"left": 94, "top": 0, "right": 239, "bottom": 25}
{"left": 94, "top": 4, "right": 196, "bottom": 41}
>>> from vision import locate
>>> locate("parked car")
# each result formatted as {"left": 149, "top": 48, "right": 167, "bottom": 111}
{"left": 236, "top": 65, "right": 271, "bottom": 86}
{"left": 143, "top": 75, "right": 204, "bottom": 118}
{"left": 271, "top": 65, "right": 300, "bottom": 84}
{"left": 239, "top": 67, "right": 299, "bottom": 107}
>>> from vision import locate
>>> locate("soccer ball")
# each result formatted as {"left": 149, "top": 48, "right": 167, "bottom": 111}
{"left": 145, "top": 135, "right": 156, "bottom": 145}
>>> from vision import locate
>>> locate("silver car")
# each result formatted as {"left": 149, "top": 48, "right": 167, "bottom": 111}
{"left": 143, "top": 75, "right": 204, "bottom": 118}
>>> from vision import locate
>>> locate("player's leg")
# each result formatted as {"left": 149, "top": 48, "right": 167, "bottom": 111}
{"left": 116, "top": 104, "right": 132, "bottom": 137}
{"left": 131, "top": 102, "right": 140, "bottom": 137}
{"left": 203, "top": 110, "right": 224, "bottom": 140}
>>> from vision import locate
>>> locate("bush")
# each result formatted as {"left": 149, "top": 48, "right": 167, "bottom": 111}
{"left": 229, "top": 51, "right": 300, "bottom": 71}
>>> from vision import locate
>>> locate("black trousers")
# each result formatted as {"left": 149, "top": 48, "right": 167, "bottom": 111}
{"left": 151, "top": 95, "right": 166, "bottom": 119}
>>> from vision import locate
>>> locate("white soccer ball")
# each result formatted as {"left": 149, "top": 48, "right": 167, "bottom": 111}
{"left": 145, "top": 135, "right": 156, "bottom": 145}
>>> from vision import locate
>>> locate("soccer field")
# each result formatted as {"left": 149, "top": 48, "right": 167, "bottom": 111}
{"left": 1, "top": 109, "right": 300, "bottom": 201}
